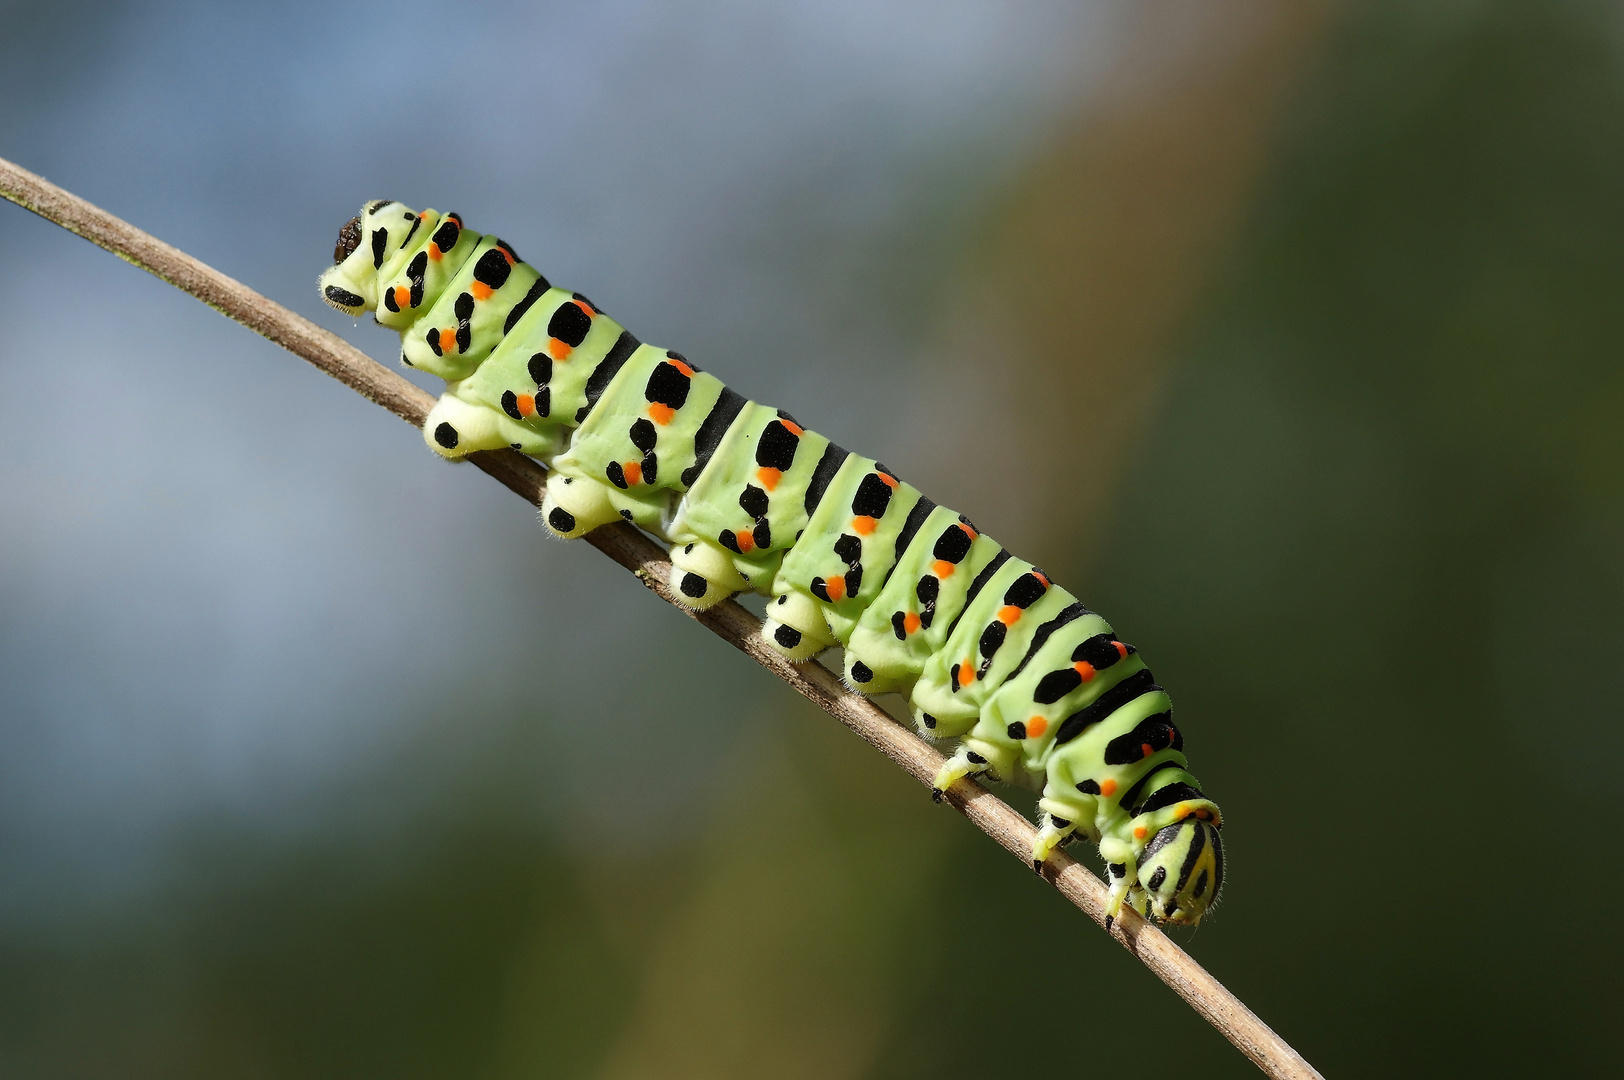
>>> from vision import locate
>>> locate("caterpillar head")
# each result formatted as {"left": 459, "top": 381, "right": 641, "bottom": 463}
{"left": 1136, "top": 818, "right": 1223, "bottom": 926}
{"left": 318, "top": 200, "right": 421, "bottom": 315}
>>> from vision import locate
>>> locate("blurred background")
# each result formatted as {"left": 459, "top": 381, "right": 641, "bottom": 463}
{"left": 2, "top": 0, "right": 1621, "bottom": 1076}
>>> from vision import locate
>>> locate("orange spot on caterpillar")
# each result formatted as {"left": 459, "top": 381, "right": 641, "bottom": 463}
{"left": 958, "top": 522, "right": 978, "bottom": 539}
{"left": 1113, "top": 640, "right": 1128, "bottom": 659}
{"left": 623, "top": 460, "right": 642, "bottom": 486}
{"left": 1073, "top": 661, "right": 1096, "bottom": 682}
{"left": 500, "top": 246, "right": 515, "bottom": 265}
{"left": 997, "top": 605, "right": 1020, "bottom": 626}
{"left": 437, "top": 328, "right": 456, "bottom": 352}
{"left": 824, "top": 576, "right": 847, "bottom": 603}
{"left": 1099, "top": 778, "right": 1118, "bottom": 797}
{"left": 1134, "top": 826, "right": 1147, "bottom": 840}
{"left": 735, "top": 531, "right": 755, "bottom": 553}
{"left": 470, "top": 281, "right": 493, "bottom": 301}
{"left": 575, "top": 299, "right": 595, "bottom": 316}
{"left": 516, "top": 394, "right": 536, "bottom": 418}
{"left": 779, "top": 418, "right": 804, "bottom": 436}
{"left": 648, "top": 402, "right": 675, "bottom": 425}
{"left": 548, "top": 339, "right": 573, "bottom": 361}
{"left": 902, "top": 612, "right": 921, "bottom": 635}
{"left": 932, "top": 560, "right": 955, "bottom": 578}
{"left": 852, "top": 516, "right": 877, "bottom": 535}
{"left": 1141, "top": 743, "right": 1154, "bottom": 758}
{"left": 1033, "top": 571, "right": 1051, "bottom": 587}
{"left": 757, "top": 466, "right": 782, "bottom": 491}
{"left": 393, "top": 286, "right": 410, "bottom": 308}
{"left": 1026, "top": 716, "right": 1047, "bottom": 738}
{"left": 875, "top": 471, "right": 899, "bottom": 489}
{"left": 428, "top": 243, "right": 443, "bottom": 261}
{"left": 669, "top": 358, "right": 695, "bottom": 377}
{"left": 957, "top": 661, "right": 975, "bottom": 685}
{"left": 1195, "top": 808, "right": 1211, "bottom": 820}
{"left": 1175, "top": 805, "right": 1190, "bottom": 820}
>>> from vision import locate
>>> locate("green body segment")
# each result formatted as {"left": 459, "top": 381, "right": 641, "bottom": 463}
{"left": 841, "top": 506, "right": 1003, "bottom": 694}
{"left": 378, "top": 210, "right": 480, "bottom": 336}
{"left": 548, "top": 346, "right": 728, "bottom": 533}
{"left": 401, "top": 235, "right": 543, "bottom": 380}
{"left": 667, "top": 403, "right": 831, "bottom": 591}
{"left": 463, "top": 289, "right": 630, "bottom": 434}
{"left": 968, "top": 608, "right": 1128, "bottom": 777}
{"left": 317, "top": 200, "right": 1225, "bottom": 927}
{"left": 438, "top": 286, "right": 626, "bottom": 460}
{"left": 910, "top": 556, "right": 1079, "bottom": 736}
{"left": 771, "top": 454, "right": 927, "bottom": 646}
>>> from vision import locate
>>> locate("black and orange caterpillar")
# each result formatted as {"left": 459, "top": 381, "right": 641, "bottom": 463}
{"left": 321, "top": 200, "right": 1224, "bottom": 925}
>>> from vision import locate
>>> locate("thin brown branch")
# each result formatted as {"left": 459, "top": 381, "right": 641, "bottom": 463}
{"left": 0, "top": 155, "right": 1324, "bottom": 1080}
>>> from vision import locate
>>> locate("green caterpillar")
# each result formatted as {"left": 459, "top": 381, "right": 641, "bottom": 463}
{"left": 320, "top": 200, "right": 1224, "bottom": 927}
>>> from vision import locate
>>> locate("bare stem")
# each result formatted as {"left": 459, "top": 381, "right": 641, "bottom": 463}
{"left": 1, "top": 155, "right": 1323, "bottom": 1080}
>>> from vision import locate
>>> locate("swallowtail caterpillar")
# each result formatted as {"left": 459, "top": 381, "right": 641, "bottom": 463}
{"left": 320, "top": 200, "right": 1224, "bottom": 927}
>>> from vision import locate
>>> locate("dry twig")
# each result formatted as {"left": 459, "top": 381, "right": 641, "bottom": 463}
{"left": 1, "top": 155, "right": 1324, "bottom": 1080}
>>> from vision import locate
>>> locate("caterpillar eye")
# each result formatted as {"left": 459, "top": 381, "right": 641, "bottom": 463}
{"left": 333, "top": 215, "right": 363, "bottom": 264}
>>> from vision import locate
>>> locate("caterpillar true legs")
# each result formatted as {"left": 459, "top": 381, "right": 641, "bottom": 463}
{"left": 320, "top": 200, "right": 1225, "bottom": 927}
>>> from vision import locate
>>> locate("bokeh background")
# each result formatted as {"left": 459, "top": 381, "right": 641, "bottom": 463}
{"left": 2, "top": 1, "right": 1621, "bottom": 1076}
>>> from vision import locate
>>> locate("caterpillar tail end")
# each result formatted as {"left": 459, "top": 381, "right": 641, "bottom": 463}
{"left": 318, "top": 239, "right": 375, "bottom": 316}
{"left": 319, "top": 200, "right": 418, "bottom": 316}
{"left": 319, "top": 271, "right": 371, "bottom": 316}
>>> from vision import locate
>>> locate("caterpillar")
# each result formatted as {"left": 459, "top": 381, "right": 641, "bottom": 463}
{"left": 320, "top": 200, "right": 1224, "bottom": 927}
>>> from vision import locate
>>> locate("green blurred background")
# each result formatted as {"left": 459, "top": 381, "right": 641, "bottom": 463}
{"left": 2, "top": 1, "right": 1622, "bottom": 1077}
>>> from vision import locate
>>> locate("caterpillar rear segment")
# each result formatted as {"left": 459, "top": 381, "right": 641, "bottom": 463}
{"left": 320, "top": 200, "right": 1225, "bottom": 927}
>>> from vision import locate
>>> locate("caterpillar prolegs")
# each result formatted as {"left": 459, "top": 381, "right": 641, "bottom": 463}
{"left": 320, "top": 200, "right": 1225, "bottom": 927}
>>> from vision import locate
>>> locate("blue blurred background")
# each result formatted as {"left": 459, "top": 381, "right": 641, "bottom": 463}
{"left": 2, "top": 1, "right": 1622, "bottom": 1077}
